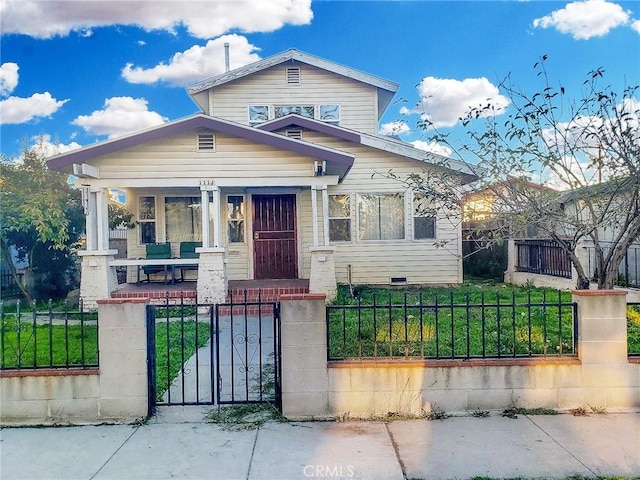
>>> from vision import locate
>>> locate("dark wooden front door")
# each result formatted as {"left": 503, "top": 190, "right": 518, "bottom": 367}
{"left": 252, "top": 194, "right": 298, "bottom": 279}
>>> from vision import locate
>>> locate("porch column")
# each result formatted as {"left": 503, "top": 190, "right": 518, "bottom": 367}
{"left": 79, "top": 185, "right": 118, "bottom": 309}
{"left": 310, "top": 186, "right": 319, "bottom": 247}
{"left": 197, "top": 182, "right": 226, "bottom": 304}
{"left": 309, "top": 185, "right": 337, "bottom": 302}
{"left": 200, "top": 186, "right": 211, "bottom": 248}
{"left": 212, "top": 187, "right": 222, "bottom": 248}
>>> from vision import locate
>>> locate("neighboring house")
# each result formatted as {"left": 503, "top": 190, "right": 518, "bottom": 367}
{"left": 47, "top": 49, "right": 476, "bottom": 305}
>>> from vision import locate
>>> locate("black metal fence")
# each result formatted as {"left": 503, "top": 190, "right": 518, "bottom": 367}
{"left": 327, "top": 290, "right": 577, "bottom": 360}
{"left": 148, "top": 292, "right": 281, "bottom": 410}
{"left": 0, "top": 300, "right": 98, "bottom": 370}
{"left": 628, "top": 302, "right": 640, "bottom": 357}
{"left": 587, "top": 242, "right": 640, "bottom": 288}
{"left": 515, "top": 239, "right": 573, "bottom": 278}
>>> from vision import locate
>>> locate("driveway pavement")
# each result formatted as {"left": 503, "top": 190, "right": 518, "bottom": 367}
{"left": 1, "top": 408, "right": 638, "bottom": 480}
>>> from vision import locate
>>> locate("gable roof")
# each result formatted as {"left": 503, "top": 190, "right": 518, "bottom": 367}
{"left": 186, "top": 49, "right": 399, "bottom": 119}
{"left": 257, "top": 114, "right": 477, "bottom": 183}
{"left": 46, "top": 114, "right": 355, "bottom": 180}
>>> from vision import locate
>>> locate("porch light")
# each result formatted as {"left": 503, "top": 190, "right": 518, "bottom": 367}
{"left": 314, "top": 160, "right": 327, "bottom": 176}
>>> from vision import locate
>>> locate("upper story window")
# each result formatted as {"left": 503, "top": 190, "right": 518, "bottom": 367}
{"left": 197, "top": 133, "right": 215, "bottom": 151}
{"left": 248, "top": 104, "right": 341, "bottom": 126}
{"left": 249, "top": 106, "right": 269, "bottom": 126}
{"left": 275, "top": 105, "right": 314, "bottom": 119}
{"left": 286, "top": 67, "right": 301, "bottom": 85}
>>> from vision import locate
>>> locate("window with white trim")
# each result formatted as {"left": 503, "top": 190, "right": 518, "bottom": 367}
{"left": 274, "top": 105, "right": 314, "bottom": 119}
{"left": 226, "top": 195, "right": 245, "bottom": 243}
{"left": 138, "top": 196, "right": 156, "bottom": 244}
{"left": 358, "top": 193, "right": 405, "bottom": 241}
{"left": 413, "top": 193, "right": 436, "bottom": 240}
{"left": 165, "top": 197, "right": 203, "bottom": 243}
{"left": 329, "top": 194, "right": 351, "bottom": 242}
{"left": 319, "top": 104, "right": 340, "bottom": 125}
{"left": 248, "top": 105, "right": 269, "bottom": 125}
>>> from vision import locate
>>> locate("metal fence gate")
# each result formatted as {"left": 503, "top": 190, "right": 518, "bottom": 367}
{"left": 146, "top": 296, "right": 281, "bottom": 414}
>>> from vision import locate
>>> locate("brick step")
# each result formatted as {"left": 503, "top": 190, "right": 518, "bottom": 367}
{"left": 227, "top": 287, "right": 309, "bottom": 298}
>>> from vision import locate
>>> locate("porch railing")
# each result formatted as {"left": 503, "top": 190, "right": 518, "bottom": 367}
{"left": 515, "top": 239, "right": 573, "bottom": 279}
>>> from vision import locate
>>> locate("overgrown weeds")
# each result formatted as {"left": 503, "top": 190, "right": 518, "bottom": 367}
{"left": 205, "top": 403, "right": 286, "bottom": 430}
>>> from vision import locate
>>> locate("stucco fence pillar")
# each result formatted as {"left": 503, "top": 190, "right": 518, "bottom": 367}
{"left": 78, "top": 250, "right": 119, "bottom": 310}
{"left": 196, "top": 247, "right": 227, "bottom": 304}
{"left": 308, "top": 246, "right": 338, "bottom": 302}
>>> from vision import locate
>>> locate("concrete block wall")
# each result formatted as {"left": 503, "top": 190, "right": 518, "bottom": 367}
{"left": 0, "top": 299, "right": 149, "bottom": 425}
{"left": 280, "top": 290, "right": 640, "bottom": 419}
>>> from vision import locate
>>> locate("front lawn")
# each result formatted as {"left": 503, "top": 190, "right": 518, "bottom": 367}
{"left": 328, "top": 283, "right": 576, "bottom": 360}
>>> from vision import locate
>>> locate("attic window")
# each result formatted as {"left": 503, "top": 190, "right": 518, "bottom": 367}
{"left": 285, "top": 128, "right": 302, "bottom": 140}
{"left": 197, "top": 133, "right": 215, "bottom": 151}
{"left": 286, "top": 67, "right": 300, "bottom": 85}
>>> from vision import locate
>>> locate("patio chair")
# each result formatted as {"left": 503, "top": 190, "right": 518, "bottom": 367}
{"left": 141, "top": 243, "right": 172, "bottom": 283}
{"left": 178, "top": 241, "right": 201, "bottom": 281}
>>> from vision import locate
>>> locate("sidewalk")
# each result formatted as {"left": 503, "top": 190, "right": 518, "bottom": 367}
{"left": 1, "top": 408, "right": 638, "bottom": 480}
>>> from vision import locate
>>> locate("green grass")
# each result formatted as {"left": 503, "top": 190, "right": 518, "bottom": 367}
{"left": 0, "top": 314, "right": 98, "bottom": 368}
{"left": 153, "top": 317, "right": 211, "bottom": 402}
{"left": 627, "top": 305, "right": 640, "bottom": 355}
{"left": 329, "top": 283, "right": 576, "bottom": 359}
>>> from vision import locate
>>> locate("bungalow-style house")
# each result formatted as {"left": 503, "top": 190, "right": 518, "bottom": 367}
{"left": 47, "top": 49, "right": 476, "bottom": 306}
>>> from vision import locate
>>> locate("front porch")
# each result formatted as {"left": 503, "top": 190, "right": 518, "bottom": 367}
{"left": 110, "top": 279, "right": 310, "bottom": 304}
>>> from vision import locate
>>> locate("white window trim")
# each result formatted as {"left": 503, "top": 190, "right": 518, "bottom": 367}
{"left": 226, "top": 194, "right": 246, "bottom": 245}
{"left": 412, "top": 191, "right": 438, "bottom": 241}
{"left": 356, "top": 192, "right": 407, "bottom": 243}
{"left": 246, "top": 104, "right": 341, "bottom": 126}
{"left": 328, "top": 193, "right": 352, "bottom": 243}
{"left": 137, "top": 195, "right": 157, "bottom": 246}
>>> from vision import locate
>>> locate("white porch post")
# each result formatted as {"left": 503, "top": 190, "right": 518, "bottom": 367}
{"left": 213, "top": 187, "right": 222, "bottom": 248}
{"left": 322, "top": 186, "right": 330, "bottom": 246}
{"left": 78, "top": 185, "right": 117, "bottom": 309}
{"left": 308, "top": 184, "right": 337, "bottom": 301}
{"left": 310, "top": 186, "right": 319, "bottom": 247}
{"left": 96, "top": 188, "right": 109, "bottom": 251}
{"left": 200, "top": 187, "right": 211, "bottom": 248}
{"left": 197, "top": 181, "right": 227, "bottom": 304}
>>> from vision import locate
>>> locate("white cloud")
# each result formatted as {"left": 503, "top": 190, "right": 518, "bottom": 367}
{"left": 409, "top": 77, "right": 510, "bottom": 128}
{"left": 632, "top": 19, "right": 640, "bottom": 34}
{"left": 0, "top": 92, "right": 69, "bottom": 124}
{"left": 122, "top": 35, "right": 261, "bottom": 86}
{"left": 0, "top": 0, "right": 313, "bottom": 39}
{"left": 31, "top": 134, "right": 82, "bottom": 158}
{"left": 0, "top": 62, "right": 19, "bottom": 96}
{"left": 533, "top": 0, "right": 630, "bottom": 40}
{"left": 379, "top": 121, "right": 410, "bottom": 136}
{"left": 411, "top": 140, "right": 453, "bottom": 157}
{"left": 71, "top": 97, "right": 167, "bottom": 138}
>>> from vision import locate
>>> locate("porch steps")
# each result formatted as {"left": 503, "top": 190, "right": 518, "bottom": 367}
{"left": 110, "top": 280, "right": 309, "bottom": 309}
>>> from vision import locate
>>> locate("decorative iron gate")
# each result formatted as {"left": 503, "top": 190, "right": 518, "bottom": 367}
{"left": 146, "top": 295, "right": 281, "bottom": 413}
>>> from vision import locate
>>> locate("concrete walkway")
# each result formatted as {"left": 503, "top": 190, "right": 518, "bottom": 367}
{"left": 1, "top": 409, "right": 638, "bottom": 480}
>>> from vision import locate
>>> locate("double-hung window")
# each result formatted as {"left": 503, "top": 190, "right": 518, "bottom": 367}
{"left": 227, "top": 195, "right": 245, "bottom": 243}
{"left": 358, "top": 193, "right": 405, "bottom": 241}
{"left": 329, "top": 194, "right": 351, "bottom": 242}
{"left": 138, "top": 196, "right": 156, "bottom": 244}
{"left": 413, "top": 193, "right": 436, "bottom": 240}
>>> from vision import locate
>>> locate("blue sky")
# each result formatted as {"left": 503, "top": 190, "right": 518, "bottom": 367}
{"left": 1, "top": 0, "right": 639, "bottom": 164}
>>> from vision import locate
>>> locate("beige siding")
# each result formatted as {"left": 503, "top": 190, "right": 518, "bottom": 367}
{"left": 93, "top": 132, "right": 315, "bottom": 181}
{"left": 303, "top": 132, "right": 462, "bottom": 285}
{"left": 208, "top": 64, "right": 379, "bottom": 134}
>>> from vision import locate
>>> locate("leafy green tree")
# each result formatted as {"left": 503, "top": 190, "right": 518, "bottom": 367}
{"left": 412, "top": 58, "right": 639, "bottom": 289}
{"left": 1, "top": 139, "right": 84, "bottom": 301}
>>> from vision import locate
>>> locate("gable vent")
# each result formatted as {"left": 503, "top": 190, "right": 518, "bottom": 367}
{"left": 286, "top": 67, "right": 301, "bottom": 85}
{"left": 285, "top": 128, "right": 302, "bottom": 140}
{"left": 197, "top": 133, "right": 215, "bottom": 151}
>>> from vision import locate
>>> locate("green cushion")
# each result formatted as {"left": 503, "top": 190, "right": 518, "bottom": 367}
{"left": 145, "top": 243, "right": 171, "bottom": 259}
{"left": 179, "top": 242, "right": 201, "bottom": 259}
